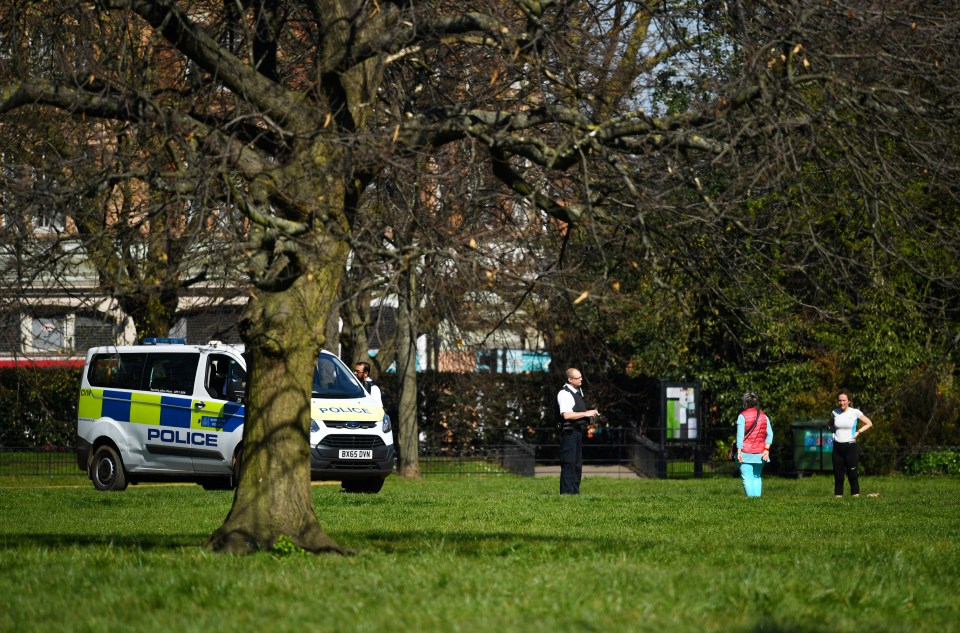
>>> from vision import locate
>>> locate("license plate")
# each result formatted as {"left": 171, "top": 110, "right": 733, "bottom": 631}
{"left": 339, "top": 449, "right": 373, "bottom": 459}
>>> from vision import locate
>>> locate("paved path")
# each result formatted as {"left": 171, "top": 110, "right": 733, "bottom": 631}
{"left": 534, "top": 464, "right": 643, "bottom": 478}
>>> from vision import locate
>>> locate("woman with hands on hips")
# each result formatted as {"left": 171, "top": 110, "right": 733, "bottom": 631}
{"left": 830, "top": 389, "right": 873, "bottom": 498}
{"left": 737, "top": 392, "right": 773, "bottom": 498}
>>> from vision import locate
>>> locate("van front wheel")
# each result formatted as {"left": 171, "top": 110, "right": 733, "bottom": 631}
{"left": 90, "top": 446, "right": 128, "bottom": 491}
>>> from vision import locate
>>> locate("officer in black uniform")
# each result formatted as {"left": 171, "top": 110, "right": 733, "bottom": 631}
{"left": 353, "top": 361, "right": 383, "bottom": 406}
{"left": 557, "top": 367, "right": 600, "bottom": 495}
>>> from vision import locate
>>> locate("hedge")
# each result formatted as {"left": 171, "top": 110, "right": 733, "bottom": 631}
{"left": 0, "top": 366, "right": 656, "bottom": 450}
{"left": 0, "top": 367, "right": 81, "bottom": 448}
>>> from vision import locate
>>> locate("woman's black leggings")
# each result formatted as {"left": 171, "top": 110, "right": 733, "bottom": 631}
{"left": 832, "top": 441, "right": 860, "bottom": 496}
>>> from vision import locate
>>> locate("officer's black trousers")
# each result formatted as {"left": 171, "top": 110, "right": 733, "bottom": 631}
{"left": 559, "top": 428, "right": 583, "bottom": 494}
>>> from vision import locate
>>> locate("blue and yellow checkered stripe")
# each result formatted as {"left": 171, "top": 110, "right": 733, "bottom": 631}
{"left": 79, "top": 388, "right": 244, "bottom": 432}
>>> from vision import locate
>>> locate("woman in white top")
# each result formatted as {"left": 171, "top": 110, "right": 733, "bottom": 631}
{"left": 830, "top": 389, "right": 873, "bottom": 497}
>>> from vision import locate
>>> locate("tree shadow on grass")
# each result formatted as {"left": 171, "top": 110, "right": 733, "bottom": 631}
{"left": 2, "top": 529, "right": 652, "bottom": 556}
{"left": 1, "top": 525, "right": 660, "bottom": 556}
{"left": 0, "top": 532, "right": 210, "bottom": 550}
{"left": 340, "top": 529, "right": 656, "bottom": 558}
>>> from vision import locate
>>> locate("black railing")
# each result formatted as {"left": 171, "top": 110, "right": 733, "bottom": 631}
{"left": 0, "top": 447, "right": 80, "bottom": 477}
{"left": 502, "top": 434, "right": 536, "bottom": 477}
{"left": 627, "top": 432, "right": 661, "bottom": 478}
{"left": 417, "top": 445, "right": 514, "bottom": 476}
{"left": 4, "top": 440, "right": 959, "bottom": 479}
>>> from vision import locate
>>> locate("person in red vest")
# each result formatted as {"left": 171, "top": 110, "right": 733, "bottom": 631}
{"left": 736, "top": 392, "right": 773, "bottom": 497}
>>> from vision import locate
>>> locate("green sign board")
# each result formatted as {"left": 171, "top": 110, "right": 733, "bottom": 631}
{"left": 662, "top": 382, "right": 700, "bottom": 441}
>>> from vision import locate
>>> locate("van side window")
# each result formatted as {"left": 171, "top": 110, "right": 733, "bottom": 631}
{"left": 205, "top": 353, "right": 246, "bottom": 400}
{"left": 88, "top": 353, "right": 148, "bottom": 390}
{"left": 144, "top": 353, "right": 200, "bottom": 395}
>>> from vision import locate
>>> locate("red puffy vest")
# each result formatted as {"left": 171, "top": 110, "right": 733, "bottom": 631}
{"left": 741, "top": 407, "right": 768, "bottom": 453}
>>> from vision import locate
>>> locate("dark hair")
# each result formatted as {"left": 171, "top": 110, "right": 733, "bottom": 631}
{"left": 742, "top": 392, "right": 760, "bottom": 408}
{"left": 354, "top": 361, "right": 371, "bottom": 375}
{"left": 838, "top": 389, "right": 852, "bottom": 400}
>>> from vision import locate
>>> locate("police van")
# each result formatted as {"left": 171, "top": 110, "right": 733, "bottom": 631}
{"left": 76, "top": 339, "right": 394, "bottom": 493}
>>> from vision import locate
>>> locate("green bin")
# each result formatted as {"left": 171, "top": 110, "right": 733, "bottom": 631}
{"left": 791, "top": 418, "right": 833, "bottom": 471}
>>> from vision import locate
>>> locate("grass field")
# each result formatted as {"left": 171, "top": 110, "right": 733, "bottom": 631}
{"left": 1, "top": 473, "right": 958, "bottom": 632}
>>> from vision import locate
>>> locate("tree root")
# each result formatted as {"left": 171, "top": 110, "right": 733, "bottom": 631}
{"left": 205, "top": 523, "right": 352, "bottom": 556}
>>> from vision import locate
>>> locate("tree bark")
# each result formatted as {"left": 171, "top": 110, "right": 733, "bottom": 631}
{"left": 396, "top": 261, "right": 421, "bottom": 478}
{"left": 206, "top": 241, "right": 349, "bottom": 555}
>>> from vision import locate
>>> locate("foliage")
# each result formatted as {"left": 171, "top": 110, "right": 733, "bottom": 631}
{"left": 1, "top": 364, "right": 657, "bottom": 450}
{"left": 0, "top": 367, "right": 79, "bottom": 447}
{"left": 5, "top": 362, "right": 957, "bottom": 461}
{"left": 904, "top": 449, "right": 960, "bottom": 476}
{"left": 523, "top": 1, "right": 960, "bottom": 462}
{"left": 269, "top": 534, "right": 310, "bottom": 559}
{"left": 379, "top": 370, "right": 657, "bottom": 446}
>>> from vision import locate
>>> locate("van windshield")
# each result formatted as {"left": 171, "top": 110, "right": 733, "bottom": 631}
{"left": 312, "top": 354, "right": 366, "bottom": 399}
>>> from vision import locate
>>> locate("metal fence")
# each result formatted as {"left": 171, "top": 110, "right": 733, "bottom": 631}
{"left": 3, "top": 437, "right": 959, "bottom": 479}
{"left": 0, "top": 447, "right": 80, "bottom": 477}
{"left": 422, "top": 438, "right": 960, "bottom": 478}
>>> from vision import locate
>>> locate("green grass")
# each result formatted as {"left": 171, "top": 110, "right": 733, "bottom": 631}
{"left": 1, "top": 475, "right": 958, "bottom": 632}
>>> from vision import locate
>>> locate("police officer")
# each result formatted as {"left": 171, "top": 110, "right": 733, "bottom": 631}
{"left": 353, "top": 362, "right": 383, "bottom": 407}
{"left": 557, "top": 367, "right": 600, "bottom": 495}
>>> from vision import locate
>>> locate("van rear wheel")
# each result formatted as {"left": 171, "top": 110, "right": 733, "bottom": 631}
{"left": 341, "top": 478, "right": 384, "bottom": 494}
{"left": 90, "top": 446, "right": 128, "bottom": 491}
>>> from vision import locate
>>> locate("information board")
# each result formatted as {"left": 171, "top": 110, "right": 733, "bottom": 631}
{"left": 661, "top": 382, "right": 700, "bottom": 441}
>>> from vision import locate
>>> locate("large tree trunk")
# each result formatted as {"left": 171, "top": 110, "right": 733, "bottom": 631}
{"left": 206, "top": 254, "right": 348, "bottom": 555}
{"left": 396, "top": 262, "right": 421, "bottom": 478}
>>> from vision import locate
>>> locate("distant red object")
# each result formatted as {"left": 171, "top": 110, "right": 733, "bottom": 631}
{"left": 0, "top": 357, "right": 84, "bottom": 369}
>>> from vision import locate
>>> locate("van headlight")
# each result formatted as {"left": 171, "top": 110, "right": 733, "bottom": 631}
{"left": 310, "top": 420, "right": 320, "bottom": 433}
{"left": 382, "top": 414, "right": 391, "bottom": 434}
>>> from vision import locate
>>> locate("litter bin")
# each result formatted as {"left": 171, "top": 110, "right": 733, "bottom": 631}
{"left": 792, "top": 418, "right": 833, "bottom": 472}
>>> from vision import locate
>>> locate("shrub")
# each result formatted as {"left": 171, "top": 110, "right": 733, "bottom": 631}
{"left": 903, "top": 449, "right": 960, "bottom": 476}
{"left": 0, "top": 367, "right": 80, "bottom": 448}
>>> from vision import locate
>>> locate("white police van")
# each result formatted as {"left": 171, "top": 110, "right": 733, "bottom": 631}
{"left": 76, "top": 339, "right": 394, "bottom": 493}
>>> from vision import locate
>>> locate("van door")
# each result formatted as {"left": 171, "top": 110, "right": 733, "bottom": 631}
{"left": 138, "top": 351, "right": 202, "bottom": 473}
{"left": 191, "top": 352, "right": 247, "bottom": 474}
